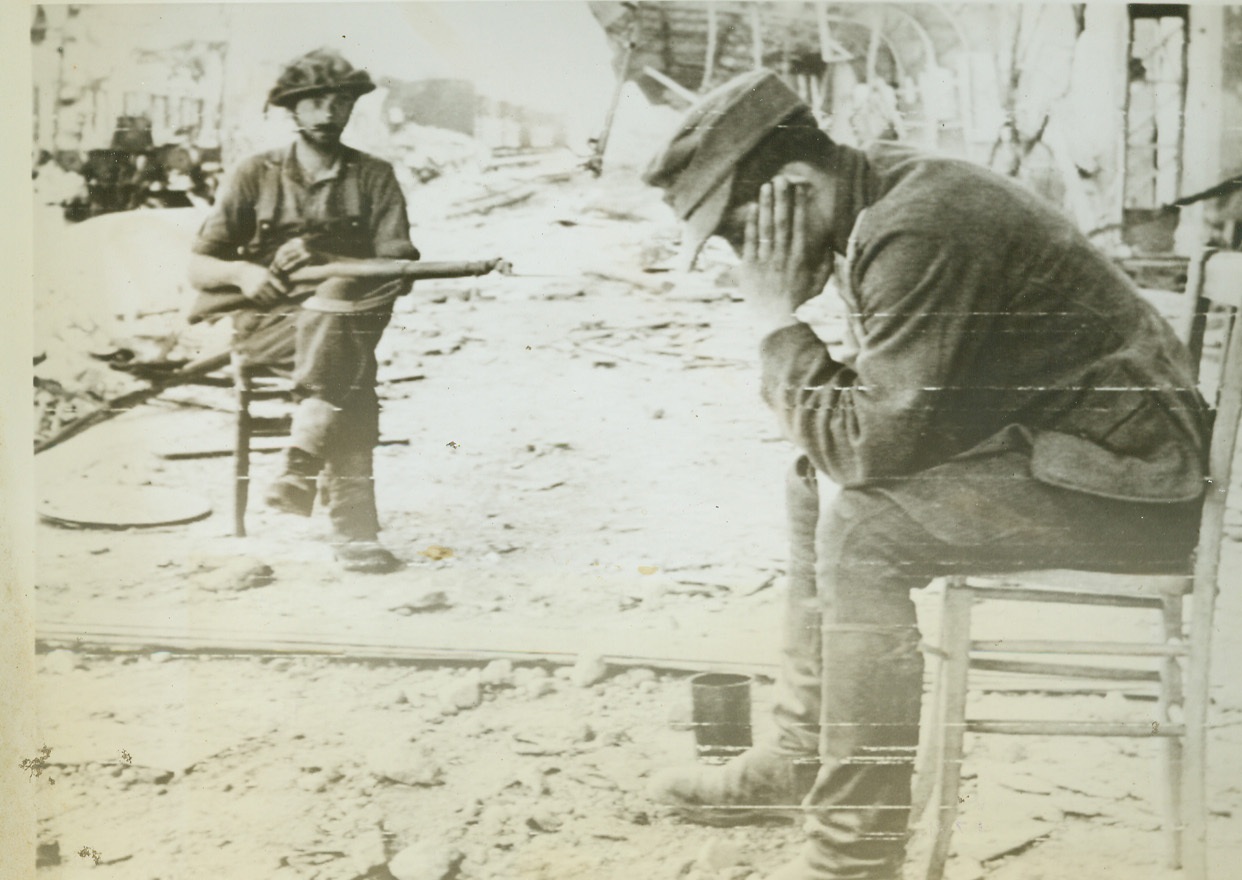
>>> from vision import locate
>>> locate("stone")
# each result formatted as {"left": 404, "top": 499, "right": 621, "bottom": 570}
{"left": 625, "top": 667, "right": 657, "bottom": 685}
{"left": 36, "top": 840, "right": 61, "bottom": 868}
{"left": 122, "top": 765, "right": 175, "bottom": 786}
{"left": 194, "top": 557, "right": 274, "bottom": 592}
{"left": 571, "top": 653, "right": 610, "bottom": 688}
{"left": 390, "top": 590, "right": 452, "bottom": 615}
{"left": 695, "top": 839, "right": 746, "bottom": 872}
{"left": 296, "top": 771, "right": 327, "bottom": 794}
{"left": 954, "top": 818, "right": 1049, "bottom": 863}
{"left": 388, "top": 841, "right": 462, "bottom": 880}
{"left": 527, "top": 806, "right": 564, "bottom": 832}
{"left": 528, "top": 678, "right": 556, "bottom": 698}
{"left": 447, "top": 673, "right": 482, "bottom": 710}
{"left": 481, "top": 659, "right": 514, "bottom": 688}
{"left": 368, "top": 747, "right": 445, "bottom": 787}
{"left": 998, "top": 772, "right": 1054, "bottom": 795}
{"left": 513, "top": 665, "right": 550, "bottom": 687}
{"left": 44, "top": 650, "right": 81, "bottom": 674}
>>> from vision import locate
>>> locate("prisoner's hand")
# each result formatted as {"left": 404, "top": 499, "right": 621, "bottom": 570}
{"left": 237, "top": 262, "right": 288, "bottom": 308}
{"left": 271, "top": 236, "right": 316, "bottom": 275}
{"left": 739, "top": 177, "right": 834, "bottom": 331}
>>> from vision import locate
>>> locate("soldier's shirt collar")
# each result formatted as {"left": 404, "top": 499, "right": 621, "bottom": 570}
{"left": 285, "top": 142, "right": 346, "bottom": 187}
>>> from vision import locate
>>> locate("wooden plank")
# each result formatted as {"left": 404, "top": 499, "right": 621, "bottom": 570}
{"left": 971, "top": 639, "right": 1188, "bottom": 657}
{"left": 35, "top": 620, "right": 781, "bottom": 678}
{"left": 968, "top": 720, "right": 1185, "bottom": 737}
{"left": 970, "top": 657, "right": 1161, "bottom": 682}
{"left": 965, "top": 585, "right": 1166, "bottom": 609}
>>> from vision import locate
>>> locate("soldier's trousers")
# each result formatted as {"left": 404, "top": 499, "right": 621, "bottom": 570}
{"left": 288, "top": 304, "right": 393, "bottom": 543}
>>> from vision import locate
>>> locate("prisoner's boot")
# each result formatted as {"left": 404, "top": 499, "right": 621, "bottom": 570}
{"left": 264, "top": 447, "right": 324, "bottom": 517}
{"left": 760, "top": 843, "right": 904, "bottom": 880}
{"left": 334, "top": 540, "right": 404, "bottom": 574}
{"left": 647, "top": 747, "right": 820, "bottom": 826}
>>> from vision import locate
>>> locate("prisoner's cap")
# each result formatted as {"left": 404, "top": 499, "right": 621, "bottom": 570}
{"left": 643, "top": 70, "right": 807, "bottom": 267}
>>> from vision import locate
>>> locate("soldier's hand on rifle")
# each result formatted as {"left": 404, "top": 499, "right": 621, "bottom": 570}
{"left": 740, "top": 176, "right": 835, "bottom": 332}
{"left": 237, "top": 261, "right": 289, "bottom": 307}
{"left": 271, "top": 236, "right": 316, "bottom": 276}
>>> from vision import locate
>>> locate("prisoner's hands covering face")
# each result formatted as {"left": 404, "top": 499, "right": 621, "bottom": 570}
{"left": 738, "top": 176, "right": 834, "bottom": 331}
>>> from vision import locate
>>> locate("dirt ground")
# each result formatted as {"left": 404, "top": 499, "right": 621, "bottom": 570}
{"left": 28, "top": 163, "right": 1242, "bottom": 880}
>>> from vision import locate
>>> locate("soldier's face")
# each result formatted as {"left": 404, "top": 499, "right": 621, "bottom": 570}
{"left": 291, "top": 92, "right": 357, "bottom": 147}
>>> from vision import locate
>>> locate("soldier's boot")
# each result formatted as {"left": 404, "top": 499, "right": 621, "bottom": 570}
{"left": 264, "top": 447, "right": 323, "bottom": 517}
{"left": 323, "top": 448, "right": 403, "bottom": 574}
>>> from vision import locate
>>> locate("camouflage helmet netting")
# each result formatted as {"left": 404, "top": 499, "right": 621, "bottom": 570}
{"left": 267, "top": 48, "right": 376, "bottom": 109}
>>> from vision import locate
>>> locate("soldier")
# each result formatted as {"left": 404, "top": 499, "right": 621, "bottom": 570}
{"left": 641, "top": 71, "right": 1207, "bottom": 880}
{"left": 189, "top": 49, "right": 419, "bottom": 573}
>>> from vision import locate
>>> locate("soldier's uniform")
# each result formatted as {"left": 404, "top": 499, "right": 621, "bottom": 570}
{"left": 191, "top": 50, "right": 418, "bottom": 572}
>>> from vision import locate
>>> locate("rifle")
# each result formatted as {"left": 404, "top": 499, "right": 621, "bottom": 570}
{"left": 188, "top": 257, "right": 511, "bottom": 322}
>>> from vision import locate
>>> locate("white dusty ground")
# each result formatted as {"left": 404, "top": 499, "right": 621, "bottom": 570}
{"left": 28, "top": 162, "right": 1242, "bottom": 880}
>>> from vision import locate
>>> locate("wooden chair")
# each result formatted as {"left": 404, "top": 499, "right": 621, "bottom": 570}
{"left": 914, "top": 248, "right": 1242, "bottom": 880}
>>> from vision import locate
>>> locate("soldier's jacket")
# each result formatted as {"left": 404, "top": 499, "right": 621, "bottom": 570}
{"left": 189, "top": 143, "right": 418, "bottom": 322}
{"left": 760, "top": 142, "right": 1209, "bottom": 505}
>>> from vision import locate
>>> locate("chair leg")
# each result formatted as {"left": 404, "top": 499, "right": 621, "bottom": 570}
{"left": 1158, "top": 595, "right": 1185, "bottom": 869}
{"left": 911, "top": 611, "right": 947, "bottom": 830}
{"left": 925, "top": 578, "right": 974, "bottom": 880}
{"left": 232, "top": 353, "right": 252, "bottom": 538}
{"left": 1181, "top": 620, "right": 1213, "bottom": 880}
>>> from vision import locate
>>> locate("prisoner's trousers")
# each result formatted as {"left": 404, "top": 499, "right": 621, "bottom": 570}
{"left": 773, "top": 449, "right": 1201, "bottom": 879}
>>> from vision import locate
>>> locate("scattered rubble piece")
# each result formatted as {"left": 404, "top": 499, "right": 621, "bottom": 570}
{"left": 695, "top": 838, "right": 747, "bottom": 872}
{"left": 418, "top": 545, "right": 455, "bottom": 561}
{"left": 571, "top": 653, "right": 611, "bottom": 688}
{"left": 481, "top": 659, "right": 515, "bottom": 688}
{"left": 36, "top": 840, "right": 61, "bottom": 868}
{"left": 368, "top": 746, "right": 445, "bottom": 788}
{"left": 1054, "top": 794, "right": 1106, "bottom": 817}
{"left": 527, "top": 806, "right": 565, "bottom": 833}
{"left": 954, "top": 818, "right": 1050, "bottom": 863}
{"left": 511, "top": 733, "right": 565, "bottom": 757}
{"left": 390, "top": 590, "right": 452, "bottom": 615}
{"left": 445, "top": 671, "right": 483, "bottom": 710}
{"left": 43, "top": 649, "right": 85, "bottom": 674}
{"left": 998, "top": 771, "right": 1055, "bottom": 796}
{"left": 943, "top": 855, "right": 986, "bottom": 880}
{"left": 120, "top": 765, "right": 174, "bottom": 787}
{"left": 190, "top": 557, "right": 275, "bottom": 593}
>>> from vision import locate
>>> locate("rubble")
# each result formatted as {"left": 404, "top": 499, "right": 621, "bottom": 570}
{"left": 570, "top": 653, "right": 611, "bottom": 688}
{"left": 388, "top": 840, "right": 464, "bottom": 880}
{"left": 369, "top": 746, "right": 446, "bottom": 788}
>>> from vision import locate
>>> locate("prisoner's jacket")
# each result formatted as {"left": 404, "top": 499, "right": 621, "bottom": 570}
{"left": 760, "top": 143, "right": 1209, "bottom": 504}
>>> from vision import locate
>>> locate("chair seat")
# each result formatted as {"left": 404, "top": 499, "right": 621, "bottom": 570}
{"left": 958, "top": 568, "right": 1192, "bottom": 599}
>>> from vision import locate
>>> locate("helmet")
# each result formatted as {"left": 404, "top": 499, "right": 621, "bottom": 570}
{"left": 267, "top": 49, "right": 376, "bottom": 109}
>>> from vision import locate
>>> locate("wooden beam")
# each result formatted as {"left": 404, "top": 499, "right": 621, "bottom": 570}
{"left": 643, "top": 66, "right": 696, "bottom": 104}
{"left": 701, "top": 2, "right": 717, "bottom": 90}
{"left": 972, "top": 639, "right": 1188, "bottom": 657}
{"left": 968, "top": 720, "right": 1184, "bottom": 737}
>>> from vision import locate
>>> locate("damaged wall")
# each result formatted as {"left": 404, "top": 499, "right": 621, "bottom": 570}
{"left": 592, "top": 2, "right": 1239, "bottom": 254}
